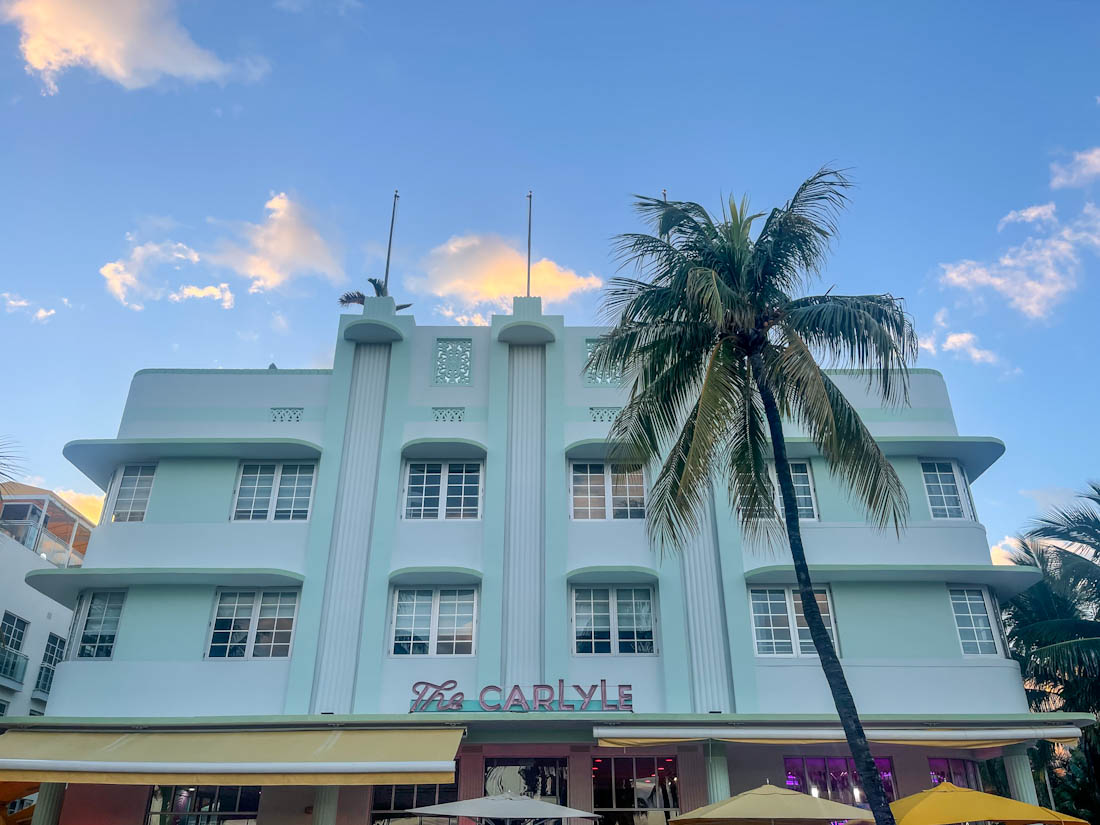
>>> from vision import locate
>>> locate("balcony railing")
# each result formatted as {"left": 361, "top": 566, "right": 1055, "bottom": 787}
{"left": 0, "top": 520, "right": 84, "bottom": 568}
{"left": 0, "top": 646, "right": 28, "bottom": 685}
{"left": 34, "top": 663, "right": 54, "bottom": 695}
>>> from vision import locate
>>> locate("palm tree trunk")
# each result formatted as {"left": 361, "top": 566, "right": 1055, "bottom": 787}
{"left": 750, "top": 354, "right": 896, "bottom": 825}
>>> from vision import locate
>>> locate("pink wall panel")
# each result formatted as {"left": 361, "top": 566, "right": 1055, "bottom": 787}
{"left": 58, "top": 785, "right": 150, "bottom": 825}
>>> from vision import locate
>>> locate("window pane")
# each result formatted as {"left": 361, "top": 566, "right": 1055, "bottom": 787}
{"left": 208, "top": 591, "right": 255, "bottom": 658}
{"left": 252, "top": 591, "right": 297, "bottom": 657}
{"left": 273, "top": 464, "right": 314, "bottom": 521}
{"left": 610, "top": 464, "right": 645, "bottom": 520}
{"left": 112, "top": 464, "right": 155, "bottom": 523}
{"left": 574, "top": 588, "right": 611, "bottom": 653}
{"left": 233, "top": 464, "right": 276, "bottom": 520}
{"left": 572, "top": 463, "right": 606, "bottom": 520}
{"left": 950, "top": 588, "right": 998, "bottom": 654}
{"left": 750, "top": 589, "right": 793, "bottom": 655}
{"left": 0, "top": 612, "right": 27, "bottom": 651}
{"left": 78, "top": 591, "right": 125, "bottom": 658}
{"left": 788, "top": 462, "right": 816, "bottom": 519}
{"left": 435, "top": 588, "right": 476, "bottom": 655}
{"left": 393, "top": 589, "right": 433, "bottom": 655}
{"left": 445, "top": 464, "right": 481, "bottom": 520}
{"left": 42, "top": 633, "right": 65, "bottom": 666}
{"left": 922, "top": 461, "right": 965, "bottom": 518}
{"left": 792, "top": 589, "right": 834, "bottom": 655}
{"left": 147, "top": 785, "right": 261, "bottom": 825}
{"left": 405, "top": 463, "right": 442, "bottom": 520}
{"left": 615, "top": 588, "right": 654, "bottom": 654}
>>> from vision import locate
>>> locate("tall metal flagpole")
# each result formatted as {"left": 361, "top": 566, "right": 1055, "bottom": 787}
{"left": 383, "top": 189, "right": 399, "bottom": 293}
{"left": 526, "top": 191, "right": 533, "bottom": 297}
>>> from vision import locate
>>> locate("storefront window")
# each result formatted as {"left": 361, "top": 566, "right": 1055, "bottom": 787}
{"left": 147, "top": 785, "right": 261, "bottom": 825}
{"left": 784, "top": 757, "right": 897, "bottom": 803}
{"left": 928, "top": 758, "right": 983, "bottom": 790}
{"left": 592, "top": 756, "right": 679, "bottom": 825}
{"left": 371, "top": 780, "right": 458, "bottom": 825}
{"left": 484, "top": 758, "right": 568, "bottom": 802}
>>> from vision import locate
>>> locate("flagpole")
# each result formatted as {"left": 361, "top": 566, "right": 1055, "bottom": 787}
{"left": 383, "top": 189, "right": 399, "bottom": 293}
{"left": 526, "top": 190, "right": 533, "bottom": 298}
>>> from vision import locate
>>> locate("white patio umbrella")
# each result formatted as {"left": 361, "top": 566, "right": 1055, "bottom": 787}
{"left": 409, "top": 791, "right": 600, "bottom": 825}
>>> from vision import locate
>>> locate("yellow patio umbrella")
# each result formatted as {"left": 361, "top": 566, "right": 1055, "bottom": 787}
{"left": 890, "top": 782, "right": 1089, "bottom": 825}
{"left": 671, "top": 783, "right": 874, "bottom": 825}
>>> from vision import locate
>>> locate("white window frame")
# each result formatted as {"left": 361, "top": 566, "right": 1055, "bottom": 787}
{"left": 400, "top": 461, "right": 484, "bottom": 521}
{"left": 108, "top": 464, "right": 157, "bottom": 523}
{"left": 568, "top": 461, "right": 647, "bottom": 521}
{"left": 947, "top": 585, "right": 1003, "bottom": 657}
{"left": 205, "top": 589, "right": 301, "bottom": 660}
{"left": 767, "top": 461, "right": 819, "bottom": 521}
{"left": 0, "top": 611, "right": 29, "bottom": 652}
{"left": 569, "top": 585, "right": 659, "bottom": 657}
{"left": 231, "top": 462, "right": 317, "bottom": 522}
{"left": 388, "top": 586, "right": 479, "bottom": 657}
{"left": 749, "top": 586, "right": 838, "bottom": 658}
{"left": 73, "top": 589, "right": 127, "bottom": 660}
{"left": 919, "top": 459, "right": 974, "bottom": 521}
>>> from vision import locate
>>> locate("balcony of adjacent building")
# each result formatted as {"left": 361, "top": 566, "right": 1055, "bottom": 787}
{"left": 0, "top": 643, "right": 28, "bottom": 690}
{"left": 0, "top": 484, "right": 94, "bottom": 569}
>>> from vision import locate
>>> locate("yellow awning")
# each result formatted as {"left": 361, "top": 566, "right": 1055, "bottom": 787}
{"left": 0, "top": 728, "right": 463, "bottom": 786}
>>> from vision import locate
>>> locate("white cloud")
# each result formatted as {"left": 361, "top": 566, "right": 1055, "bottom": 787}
{"left": 32, "top": 307, "right": 55, "bottom": 322}
{"left": 270, "top": 311, "right": 289, "bottom": 333}
{"left": 406, "top": 234, "right": 601, "bottom": 314}
{"left": 99, "top": 239, "right": 200, "bottom": 310}
{"left": 0, "top": 0, "right": 264, "bottom": 94}
{"left": 918, "top": 336, "right": 937, "bottom": 356}
{"left": 209, "top": 192, "right": 344, "bottom": 293}
{"left": 1051, "top": 147, "right": 1100, "bottom": 189}
{"left": 990, "top": 535, "right": 1017, "bottom": 565}
{"left": 55, "top": 488, "right": 104, "bottom": 524}
{"left": 998, "top": 202, "right": 1056, "bottom": 231}
{"left": 1, "top": 292, "right": 29, "bottom": 311}
{"left": 941, "top": 331, "right": 998, "bottom": 364}
{"left": 939, "top": 203, "right": 1100, "bottom": 319}
{"left": 168, "top": 282, "right": 234, "bottom": 309}
{"left": 437, "top": 306, "right": 489, "bottom": 326}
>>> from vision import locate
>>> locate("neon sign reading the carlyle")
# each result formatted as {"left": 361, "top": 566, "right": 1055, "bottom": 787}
{"left": 410, "top": 679, "right": 633, "bottom": 712}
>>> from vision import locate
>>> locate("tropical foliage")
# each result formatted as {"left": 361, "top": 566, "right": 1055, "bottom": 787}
{"left": 1003, "top": 484, "right": 1100, "bottom": 819}
{"left": 339, "top": 276, "right": 412, "bottom": 311}
{"left": 589, "top": 168, "right": 917, "bottom": 825}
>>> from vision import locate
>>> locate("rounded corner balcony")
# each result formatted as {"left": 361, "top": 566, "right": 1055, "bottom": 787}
{"left": 63, "top": 437, "right": 323, "bottom": 491}
{"left": 389, "top": 566, "right": 483, "bottom": 586}
{"left": 494, "top": 319, "right": 556, "bottom": 345}
{"left": 401, "top": 438, "right": 488, "bottom": 461}
{"left": 343, "top": 317, "right": 405, "bottom": 343}
{"left": 24, "top": 566, "right": 305, "bottom": 609}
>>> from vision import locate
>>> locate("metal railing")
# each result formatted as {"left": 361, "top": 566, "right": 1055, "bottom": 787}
{"left": 0, "top": 646, "right": 28, "bottom": 685}
{"left": 34, "top": 663, "right": 54, "bottom": 695}
{"left": 0, "top": 520, "right": 84, "bottom": 568}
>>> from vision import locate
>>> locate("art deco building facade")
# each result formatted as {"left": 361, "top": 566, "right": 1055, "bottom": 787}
{"left": 0, "top": 297, "right": 1087, "bottom": 825}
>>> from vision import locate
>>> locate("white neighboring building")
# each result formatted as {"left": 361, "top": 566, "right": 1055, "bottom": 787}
{"left": 0, "top": 483, "right": 92, "bottom": 717}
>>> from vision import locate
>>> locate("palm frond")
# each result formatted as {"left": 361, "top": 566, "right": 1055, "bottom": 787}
{"left": 1027, "top": 483, "right": 1100, "bottom": 557}
{"left": 367, "top": 277, "right": 388, "bottom": 297}
{"left": 338, "top": 290, "right": 366, "bottom": 307}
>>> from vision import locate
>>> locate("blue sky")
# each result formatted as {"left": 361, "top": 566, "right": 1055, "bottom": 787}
{"left": 1, "top": 1, "right": 1098, "bottom": 551}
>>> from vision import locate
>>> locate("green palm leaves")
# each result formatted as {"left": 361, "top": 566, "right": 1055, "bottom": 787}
{"left": 589, "top": 168, "right": 918, "bottom": 552}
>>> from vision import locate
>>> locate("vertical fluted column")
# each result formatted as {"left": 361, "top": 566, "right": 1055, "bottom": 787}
{"left": 680, "top": 492, "right": 734, "bottom": 712}
{"left": 1003, "top": 746, "right": 1039, "bottom": 804}
{"left": 29, "top": 783, "right": 64, "bottom": 825}
{"left": 705, "top": 742, "right": 732, "bottom": 803}
{"left": 312, "top": 343, "right": 391, "bottom": 713}
{"left": 313, "top": 787, "right": 340, "bottom": 825}
{"left": 501, "top": 344, "right": 546, "bottom": 687}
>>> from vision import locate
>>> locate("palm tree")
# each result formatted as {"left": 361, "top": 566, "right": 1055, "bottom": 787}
{"left": 588, "top": 168, "right": 916, "bottom": 825}
{"left": 0, "top": 437, "right": 21, "bottom": 502}
{"left": 339, "top": 277, "right": 412, "bottom": 311}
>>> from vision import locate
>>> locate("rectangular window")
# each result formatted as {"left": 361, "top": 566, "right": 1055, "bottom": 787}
{"left": 788, "top": 462, "right": 818, "bottom": 519}
{"left": 207, "top": 590, "right": 299, "bottom": 659}
{"left": 921, "top": 460, "right": 969, "bottom": 519}
{"left": 232, "top": 462, "right": 315, "bottom": 521}
{"left": 77, "top": 591, "right": 125, "bottom": 658}
{"left": 111, "top": 464, "right": 155, "bottom": 522}
{"left": 0, "top": 700, "right": 7, "bottom": 716}
{"left": 371, "top": 780, "right": 458, "bottom": 825}
{"left": 949, "top": 587, "right": 999, "bottom": 655}
{"left": 1, "top": 612, "right": 28, "bottom": 651}
{"left": 571, "top": 462, "right": 645, "bottom": 520}
{"left": 784, "top": 756, "right": 897, "bottom": 803}
{"left": 391, "top": 587, "right": 477, "bottom": 656}
{"left": 403, "top": 462, "right": 482, "bottom": 520}
{"left": 147, "top": 786, "right": 261, "bottom": 825}
{"left": 35, "top": 633, "right": 65, "bottom": 694}
{"left": 750, "top": 587, "right": 836, "bottom": 656}
{"left": 573, "top": 587, "right": 656, "bottom": 655}
{"left": 928, "top": 757, "right": 983, "bottom": 790}
{"left": 592, "top": 756, "right": 679, "bottom": 825}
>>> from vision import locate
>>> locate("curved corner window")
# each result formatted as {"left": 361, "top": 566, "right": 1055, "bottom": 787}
{"left": 111, "top": 464, "right": 156, "bottom": 523}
